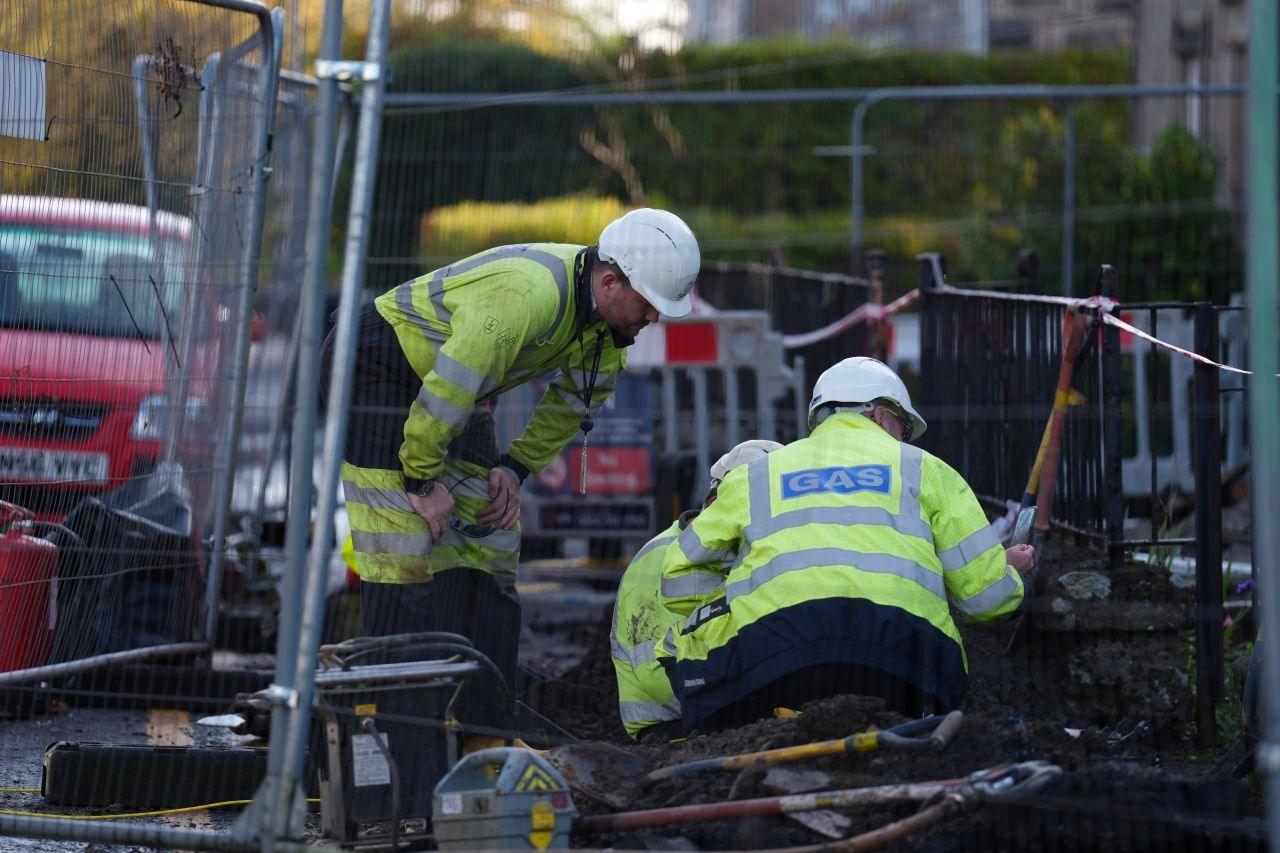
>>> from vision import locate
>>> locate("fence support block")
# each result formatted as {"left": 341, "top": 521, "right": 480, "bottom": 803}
{"left": 1192, "top": 301, "right": 1224, "bottom": 749}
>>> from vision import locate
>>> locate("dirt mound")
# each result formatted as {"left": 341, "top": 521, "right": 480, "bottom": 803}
{"left": 525, "top": 546, "right": 1258, "bottom": 850}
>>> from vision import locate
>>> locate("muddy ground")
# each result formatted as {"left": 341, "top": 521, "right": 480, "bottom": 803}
{"left": 523, "top": 544, "right": 1266, "bottom": 851}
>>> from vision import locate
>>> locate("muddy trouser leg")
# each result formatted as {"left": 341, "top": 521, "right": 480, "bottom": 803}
{"left": 692, "top": 663, "right": 941, "bottom": 733}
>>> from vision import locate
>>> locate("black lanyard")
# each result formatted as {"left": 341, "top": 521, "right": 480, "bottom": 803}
{"left": 573, "top": 248, "right": 607, "bottom": 492}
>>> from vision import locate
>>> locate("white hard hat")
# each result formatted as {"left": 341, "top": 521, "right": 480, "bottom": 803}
{"left": 598, "top": 208, "right": 700, "bottom": 318}
{"left": 709, "top": 439, "right": 783, "bottom": 485}
{"left": 807, "top": 356, "right": 927, "bottom": 441}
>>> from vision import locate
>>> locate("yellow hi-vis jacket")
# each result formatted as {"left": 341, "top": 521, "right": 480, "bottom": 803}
{"left": 345, "top": 244, "right": 626, "bottom": 583}
{"left": 375, "top": 243, "right": 626, "bottom": 481}
{"left": 611, "top": 514, "right": 724, "bottom": 739}
{"left": 660, "top": 413, "right": 1023, "bottom": 721}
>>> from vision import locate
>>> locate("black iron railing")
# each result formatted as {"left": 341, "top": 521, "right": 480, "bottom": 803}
{"left": 917, "top": 252, "right": 1249, "bottom": 748}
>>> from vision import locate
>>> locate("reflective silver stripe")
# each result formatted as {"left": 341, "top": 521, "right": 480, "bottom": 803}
{"left": 351, "top": 530, "right": 430, "bottom": 557}
{"left": 473, "top": 527, "right": 522, "bottom": 552}
{"left": 432, "top": 351, "right": 488, "bottom": 395}
{"left": 341, "top": 482, "right": 413, "bottom": 513}
{"left": 954, "top": 568, "right": 1021, "bottom": 616}
{"left": 610, "top": 635, "right": 632, "bottom": 665}
{"left": 660, "top": 626, "right": 676, "bottom": 656}
{"left": 747, "top": 454, "right": 772, "bottom": 532}
{"left": 452, "top": 244, "right": 570, "bottom": 345}
{"left": 898, "top": 443, "right": 928, "bottom": 539}
{"left": 620, "top": 700, "right": 681, "bottom": 724}
{"left": 444, "top": 473, "right": 490, "bottom": 501}
{"left": 592, "top": 371, "right": 619, "bottom": 396}
{"left": 612, "top": 633, "right": 662, "bottom": 667}
{"left": 414, "top": 386, "right": 471, "bottom": 430}
{"left": 937, "top": 524, "right": 1000, "bottom": 572}
{"left": 744, "top": 504, "right": 933, "bottom": 545}
{"left": 631, "top": 640, "right": 659, "bottom": 666}
{"left": 675, "top": 524, "right": 735, "bottom": 565}
{"left": 396, "top": 267, "right": 452, "bottom": 331}
{"left": 660, "top": 571, "right": 724, "bottom": 601}
{"left": 632, "top": 533, "right": 678, "bottom": 563}
{"left": 553, "top": 384, "right": 592, "bottom": 416}
{"left": 400, "top": 244, "right": 570, "bottom": 341}
{"left": 724, "top": 547, "right": 946, "bottom": 604}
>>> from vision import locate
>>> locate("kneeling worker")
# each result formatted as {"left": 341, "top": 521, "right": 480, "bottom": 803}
{"left": 661, "top": 357, "right": 1035, "bottom": 733}
{"left": 611, "top": 439, "right": 782, "bottom": 740}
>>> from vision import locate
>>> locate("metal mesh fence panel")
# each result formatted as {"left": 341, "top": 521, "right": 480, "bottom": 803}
{"left": 0, "top": 2, "right": 297, "bottom": 848}
{"left": 857, "top": 91, "right": 1245, "bottom": 303}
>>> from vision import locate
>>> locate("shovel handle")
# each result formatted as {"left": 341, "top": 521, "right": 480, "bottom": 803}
{"left": 929, "top": 710, "right": 964, "bottom": 750}
{"left": 646, "top": 737, "right": 850, "bottom": 782}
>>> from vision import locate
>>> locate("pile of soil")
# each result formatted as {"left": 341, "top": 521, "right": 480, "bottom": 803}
{"left": 522, "top": 547, "right": 1263, "bottom": 850}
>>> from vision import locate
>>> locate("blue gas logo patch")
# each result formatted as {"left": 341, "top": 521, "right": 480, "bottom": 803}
{"left": 780, "top": 465, "right": 891, "bottom": 499}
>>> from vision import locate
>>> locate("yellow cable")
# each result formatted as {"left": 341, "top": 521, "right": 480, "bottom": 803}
{"left": 0, "top": 798, "right": 320, "bottom": 820}
{"left": 0, "top": 788, "right": 39, "bottom": 793}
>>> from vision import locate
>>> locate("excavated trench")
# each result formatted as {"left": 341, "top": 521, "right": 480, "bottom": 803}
{"left": 522, "top": 545, "right": 1265, "bottom": 851}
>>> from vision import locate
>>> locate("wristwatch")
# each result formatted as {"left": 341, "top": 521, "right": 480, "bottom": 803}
{"left": 404, "top": 476, "right": 436, "bottom": 497}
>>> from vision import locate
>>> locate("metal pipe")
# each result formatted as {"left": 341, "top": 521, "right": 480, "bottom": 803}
{"left": 849, "top": 104, "right": 866, "bottom": 265}
{"left": 384, "top": 82, "right": 1247, "bottom": 110}
{"left": 1061, "top": 103, "right": 1076, "bottom": 297}
{"left": 725, "top": 367, "right": 740, "bottom": 448}
{"left": 692, "top": 369, "right": 710, "bottom": 500}
{"left": 168, "top": 53, "right": 223, "bottom": 465}
{"left": 202, "top": 7, "right": 283, "bottom": 647}
{"left": 0, "top": 642, "right": 208, "bottom": 685}
{"left": 0, "top": 815, "right": 255, "bottom": 852}
{"left": 314, "top": 660, "right": 479, "bottom": 686}
{"left": 259, "top": 0, "right": 345, "bottom": 842}
{"left": 662, "top": 368, "right": 678, "bottom": 453}
{"left": 1192, "top": 302, "right": 1224, "bottom": 751}
{"left": 184, "top": 0, "right": 276, "bottom": 13}
{"left": 273, "top": 0, "right": 392, "bottom": 840}
{"left": 1245, "top": 5, "right": 1280, "bottom": 848}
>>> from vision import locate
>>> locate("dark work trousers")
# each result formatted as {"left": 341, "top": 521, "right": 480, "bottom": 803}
{"left": 320, "top": 303, "right": 521, "bottom": 737}
{"left": 689, "top": 663, "right": 939, "bottom": 735}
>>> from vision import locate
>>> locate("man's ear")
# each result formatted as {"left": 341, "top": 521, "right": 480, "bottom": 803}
{"left": 599, "top": 268, "right": 623, "bottom": 292}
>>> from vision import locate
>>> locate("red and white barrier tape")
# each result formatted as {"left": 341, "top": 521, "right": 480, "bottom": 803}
{"left": 1098, "top": 311, "right": 1274, "bottom": 377}
{"left": 768, "top": 279, "right": 1269, "bottom": 378}
{"left": 782, "top": 288, "right": 920, "bottom": 350}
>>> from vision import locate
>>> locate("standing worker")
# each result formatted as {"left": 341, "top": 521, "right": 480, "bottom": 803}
{"left": 611, "top": 439, "right": 783, "bottom": 740}
{"left": 321, "top": 209, "right": 700, "bottom": 749}
{"left": 661, "top": 357, "right": 1034, "bottom": 733}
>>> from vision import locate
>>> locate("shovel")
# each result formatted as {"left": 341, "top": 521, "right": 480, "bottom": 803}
{"left": 541, "top": 741, "right": 650, "bottom": 809}
{"left": 645, "top": 711, "right": 964, "bottom": 783}
{"left": 1010, "top": 504, "right": 1036, "bottom": 547}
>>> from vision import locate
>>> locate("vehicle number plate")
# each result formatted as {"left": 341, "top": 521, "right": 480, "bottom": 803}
{"left": 0, "top": 447, "right": 109, "bottom": 483}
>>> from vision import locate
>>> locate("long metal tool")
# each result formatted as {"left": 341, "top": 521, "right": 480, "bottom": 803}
{"left": 645, "top": 712, "right": 964, "bottom": 784}
{"left": 578, "top": 761, "right": 1061, "bottom": 833}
